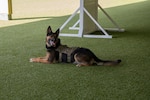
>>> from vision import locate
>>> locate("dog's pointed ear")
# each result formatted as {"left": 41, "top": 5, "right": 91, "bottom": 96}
{"left": 47, "top": 26, "right": 52, "bottom": 35}
{"left": 55, "top": 28, "right": 59, "bottom": 38}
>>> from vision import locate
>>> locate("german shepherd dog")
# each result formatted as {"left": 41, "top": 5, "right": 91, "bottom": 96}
{"left": 30, "top": 26, "right": 121, "bottom": 67}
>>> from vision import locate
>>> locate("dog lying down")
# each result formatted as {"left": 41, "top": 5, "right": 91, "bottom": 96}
{"left": 30, "top": 26, "right": 121, "bottom": 67}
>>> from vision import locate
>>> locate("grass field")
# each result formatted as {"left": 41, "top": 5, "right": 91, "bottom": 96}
{"left": 0, "top": 0, "right": 150, "bottom": 100}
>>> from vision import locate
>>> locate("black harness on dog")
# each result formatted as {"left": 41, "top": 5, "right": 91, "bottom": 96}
{"left": 55, "top": 45, "right": 78, "bottom": 63}
{"left": 46, "top": 38, "right": 77, "bottom": 63}
{"left": 46, "top": 46, "right": 76, "bottom": 63}
{"left": 46, "top": 46, "right": 79, "bottom": 63}
{"left": 57, "top": 52, "right": 74, "bottom": 63}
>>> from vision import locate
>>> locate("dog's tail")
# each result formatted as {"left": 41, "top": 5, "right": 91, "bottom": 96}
{"left": 93, "top": 55, "right": 121, "bottom": 66}
{"left": 97, "top": 59, "right": 121, "bottom": 66}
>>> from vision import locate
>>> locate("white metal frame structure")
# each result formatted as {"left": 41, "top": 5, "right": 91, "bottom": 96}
{"left": 59, "top": 0, "right": 124, "bottom": 38}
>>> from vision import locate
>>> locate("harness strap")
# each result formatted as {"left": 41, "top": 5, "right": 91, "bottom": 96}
{"left": 59, "top": 53, "right": 72, "bottom": 63}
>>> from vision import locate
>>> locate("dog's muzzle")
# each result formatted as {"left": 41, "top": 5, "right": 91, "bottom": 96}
{"left": 48, "top": 39, "right": 56, "bottom": 47}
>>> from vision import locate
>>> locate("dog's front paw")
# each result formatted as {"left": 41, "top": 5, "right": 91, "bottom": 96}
{"left": 30, "top": 58, "right": 34, "bottom": 62}
{"left": 76, "top": 64, "right": 81, "bottom": 67}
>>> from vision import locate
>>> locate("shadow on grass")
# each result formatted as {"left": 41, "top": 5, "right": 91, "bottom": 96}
{"left": 12, "top": 16, "right": 58, "bottom": 20}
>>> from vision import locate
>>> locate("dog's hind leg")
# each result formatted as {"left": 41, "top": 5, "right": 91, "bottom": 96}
{"left": 74, "top": 54, "right": 94, "bottom": 67}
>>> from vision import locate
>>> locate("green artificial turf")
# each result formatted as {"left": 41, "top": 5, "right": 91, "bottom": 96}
{"left": 0, "top": 1, "right": 150, "bottom": 100}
